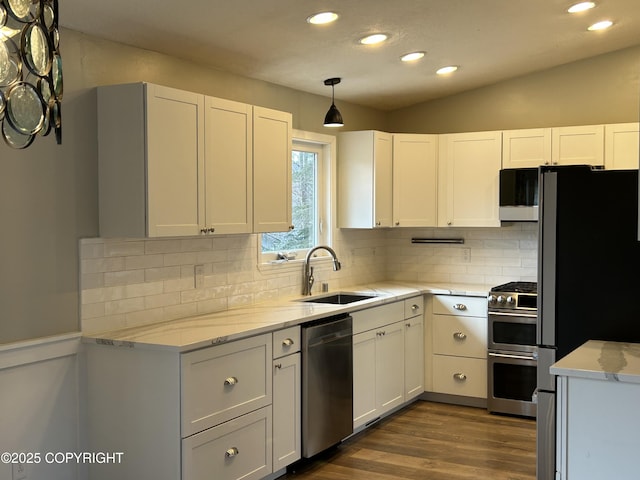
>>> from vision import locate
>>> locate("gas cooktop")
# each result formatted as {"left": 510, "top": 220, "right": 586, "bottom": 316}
{"left": 490, "top": 281, "right": 537, "bottom": 294}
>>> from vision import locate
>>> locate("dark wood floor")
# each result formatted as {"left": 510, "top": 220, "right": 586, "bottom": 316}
{"left": 285, "top": 400, "right": 536, "bottom": 480}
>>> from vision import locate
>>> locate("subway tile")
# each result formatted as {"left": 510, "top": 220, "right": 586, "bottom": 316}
{"left": 125, "top": 254, "right": 164, "bottom": 270}
{"left": 125, "top": 308, "right": 165, "bottom": 328}
{"left": 81, "top": 272, "right": 105, "bottom": 290}
{"left": 144, "top": 292, "right": 181, "bottom": 309}
{"left": 81, "top": 257, "right": 126, "bottom": 274}
{"left": 104, "top": 241, "right": 145, "bottom": 257}
{"left": 164, "top": 303, "right": 198, "bottom": 322}
{"left": 165, "top": 252, "right": 198, "bottom": 266}
{"left": 104, "top": 297, "right": 145, "bottom": 315}
{"left": 181, "top": 238, "right": 213, "bottom": 252}
{"left": 145, "top": 266, "right": 181, "bottom": 282}
{"left": 79, "top": 240, "right": 104, "bottom": 259}
{"left": 145, "top": 239, "right": 182, "bottom": 254}
{"left": 104, "top": 269, "right": 145, "bottom": 287}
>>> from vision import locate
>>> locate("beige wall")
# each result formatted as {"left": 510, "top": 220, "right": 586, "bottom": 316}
{"left": 389, "top": 44, "right": 640, "bottom": 133}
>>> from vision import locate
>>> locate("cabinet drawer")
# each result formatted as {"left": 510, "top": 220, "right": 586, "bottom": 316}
{"left": 352, "top": 301, "right": 404, "bottom": 335}
{"left": 432, "top": 355, "right": 487, "bottom": 399}
{"left": 433, "top": 314, "right": 487, "bottom": 358}
{"left": 273, "top": 326, "right": 300, "bottom": 358}
{"left": 432, "top": 295, "right": 487, "bottom": 317}
{"left": 182, "top": 406, "right": 272, "bottom": 480}
{"left": 404, "top": 296, "right": 424, "bottom": 319}
{"left": 181, "top": 333, "right": 272, "bottom": 437}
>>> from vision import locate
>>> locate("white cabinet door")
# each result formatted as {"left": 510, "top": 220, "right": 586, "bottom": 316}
{"left": 393, "top": 134, "right": 438, "bottom": 227}
{"left": 338, "top": 130, "right": 393, "bottom": 228}
{"left": 552, "top": 125, "right": 604, "bottom": 166}
{"left": 438, "top": 131, "right": 502, "bottom": 227}
{"left": 404, "top": 315, "right": 424, "bottom": 400}
{"left": 272, "top": 353, "right": 301, "bottom": 471}
{"left": 375, "top": 320, "right": 405, "bottom": 414}
{"left": 502, "top": 128, "right": 552, "bottom": 168}
{"left": 353, "top": 329, "right": 378, "bottom": 429}
{"left": 182, "top": 406, "right": 272, "bottom": 480}
{"left": 204, "top": 97, "right": 253, "bottom": 234}
{"left": 253, "top": 106, "right": 292, "bottom": 233}
{"left": 604, "top": 122, "right": 639, "bottom": 170}
{"left": 146, "top": 84, "right": 205, "bottom": 237}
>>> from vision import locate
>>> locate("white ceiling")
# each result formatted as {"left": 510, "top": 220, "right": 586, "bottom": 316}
{"left": 60, "top": 0, "right": 640, "bottom": 111}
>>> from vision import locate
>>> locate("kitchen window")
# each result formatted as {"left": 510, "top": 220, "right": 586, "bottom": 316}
{"left": 260, "top": 130, "right": 335, "bottom": 265}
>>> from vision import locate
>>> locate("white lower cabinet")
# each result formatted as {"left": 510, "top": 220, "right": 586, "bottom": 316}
{"left": 182, "top": 406, "right": 272, "bottom": 480}
{"left": 272, "top": 326, "right": 301, "bottom": 471}
{"left": 426, "top": 294, "right": 488, "bottom": 401}
{"left": 404, "top": 296, "right": 425, "bottom": 400}
{"left": 87, "top": 330, "right": 305, "bottom": 480}
{"left": 352, "top": 296, "right": 424, "bottom": 430}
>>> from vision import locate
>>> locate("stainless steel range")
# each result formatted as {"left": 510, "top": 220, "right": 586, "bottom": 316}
{"left": 487, "top": 281, "right": 537, "bottom": 418}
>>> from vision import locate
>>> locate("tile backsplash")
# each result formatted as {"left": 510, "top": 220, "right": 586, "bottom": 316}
{"left": 80, "top": 223, "right": 537, "bottom": 334}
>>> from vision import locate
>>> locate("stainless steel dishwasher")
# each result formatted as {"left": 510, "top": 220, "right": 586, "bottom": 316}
{"left": 301, "top": 314, "right": 353, "bottom": 458}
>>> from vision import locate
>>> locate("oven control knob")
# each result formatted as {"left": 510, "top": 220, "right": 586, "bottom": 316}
{"left": 488, "top": 295, "right": 497, "bottom": 305}
{"left": 506, "top": 296, "right": 515, "bottom": 306}
{"left": 497, "top": 295, "right": 506, "bottom": 304}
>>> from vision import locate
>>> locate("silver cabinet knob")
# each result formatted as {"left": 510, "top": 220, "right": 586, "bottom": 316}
{"left": 289, "top": 225, "right": 295, "bottom": 230}
{"left": 395, "top": 221, "right": 400, "bottom": 226}
{"left": 447, "top": 221, "right": 452, "bottom": 226}
{"left": 200, "top": 228, "right": 207, "bottom": 234}
{"left": 411, "top": 304, "right": 419, "bottom": 311}
{"left": 453, "top": 332, "right": 467, "bottom": 341}
{"left": 282, "top": 338, "right": 294, "bottom": 347}
{"left": 224, "top": 376, "right": 238, "bottom": 386}
{"left": 225, "top": 447, "right": 239, "bottom": 458}
{"left": 453, "top": 303, "right": 467, "bottom": 311}
{"left": 274, "top": 363, "right": 282, "bottom": 370}
{"left": 453, "top": 373, "right": 467, "bottom": 381}
{"left": 375, "top": 221, "right": 381, "bottom": 226}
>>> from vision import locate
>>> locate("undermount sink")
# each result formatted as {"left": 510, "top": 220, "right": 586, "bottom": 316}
{"left": 297, "top": 292, "right": 377, "bottom": 305}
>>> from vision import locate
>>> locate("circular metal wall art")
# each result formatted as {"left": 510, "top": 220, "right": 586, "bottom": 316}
{"left": 0, "top": 0, "right": 62, "bottom": 149}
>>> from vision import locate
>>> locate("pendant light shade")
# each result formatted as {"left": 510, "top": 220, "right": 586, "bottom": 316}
{"left": 323, "top": 78, "right": 344, "bottom": 127}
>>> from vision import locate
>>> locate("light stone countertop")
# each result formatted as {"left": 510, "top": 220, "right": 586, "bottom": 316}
{"left": 550, "top": 340, "right": 640, "bottom": 384}
{"left": 81, "top": 281, "right": 491, "bottom": 352}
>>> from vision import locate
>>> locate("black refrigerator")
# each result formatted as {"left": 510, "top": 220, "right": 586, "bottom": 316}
{"left": 536, "top": 165, "right": 640, "bottom": 480}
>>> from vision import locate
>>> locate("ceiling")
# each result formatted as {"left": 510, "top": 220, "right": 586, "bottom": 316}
{"left": 60, "top": 0, "right": 640, "bottom": 111}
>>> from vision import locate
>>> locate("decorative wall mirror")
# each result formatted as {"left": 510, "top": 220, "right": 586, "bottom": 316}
{"left": 0, "top": 0, "right": 62, "bottom": 149}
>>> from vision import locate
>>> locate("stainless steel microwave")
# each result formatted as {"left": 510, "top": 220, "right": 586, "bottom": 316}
{"left": 499, "top": 168, "right": 539, "bottom": 221}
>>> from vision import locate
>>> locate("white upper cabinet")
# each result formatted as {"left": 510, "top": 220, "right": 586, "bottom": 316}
{"left": 204, "top": 97, "right": 253, "bottom": 234}
{"left": 99, "top": 83, "right": 205, "bottom": 237}
{"left": 502, "top": 128, "right": 552, "bottom": 168}
{"left": 253, "top": 106, "right": 293, "bottom": 234}
{"left": 338, "top": 131, "right": 437, "bottom": 228}
{"left": 392, "top": 134, "right": 438, "bottom": 227}
{"left": 552, "top": 125, "right": 604, "bottom": 167}
{"left": 438, "top": 131, "right": 502, "bottom": 227}
{"left": 98, "top": 83, "right": 292, "bottom": 238}
{"left": 604, "top": 122, "right": 639, "bottom": 170}
{"left": 338, "top": 131, "right": 393, "bottom": 228}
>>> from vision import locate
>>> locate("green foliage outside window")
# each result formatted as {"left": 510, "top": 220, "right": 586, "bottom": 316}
{"left": 261, "top": 150, "right": 317, "bottom": 253}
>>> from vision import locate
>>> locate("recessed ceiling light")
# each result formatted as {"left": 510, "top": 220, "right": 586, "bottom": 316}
{"left": 588, "top": 19, "right": 613, "bottom": 31}
{"left": 568, "top": 2, "right": 596, "bottom": 13}
{"left": 307, "top": 12, "right": 339, "bottom": 25}
{"left": 436, "top": 65, "right": 459, "bottom": 75}
{"left": 359, "top": 33, "right": 388, "bottom": 45}
{"left": 401, "top": 51, "right": 426, "bottom": 62}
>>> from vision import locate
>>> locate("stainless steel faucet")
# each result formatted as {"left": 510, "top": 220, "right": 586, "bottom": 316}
{"left": 303, "top": 245, "right": 341, "bottom": 295}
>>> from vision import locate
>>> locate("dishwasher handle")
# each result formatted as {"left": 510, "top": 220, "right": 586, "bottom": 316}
{"left": 307, "top": 328, "right": 352, "bottom": 348}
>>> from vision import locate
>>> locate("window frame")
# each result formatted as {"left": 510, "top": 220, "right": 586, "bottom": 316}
{"left": 258, "top": 130, "right": 336, "bottom": 268}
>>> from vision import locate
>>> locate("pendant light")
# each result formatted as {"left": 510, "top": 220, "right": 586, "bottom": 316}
{"left": 323, "top": 77, "right": 344, "bottom": 127}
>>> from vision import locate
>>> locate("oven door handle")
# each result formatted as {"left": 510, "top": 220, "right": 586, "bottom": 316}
{"left": 488, "top": 352, "right": 537, "bottom": 361}
{"left": 488, "top": 311, "right": 537, "bottom": 318}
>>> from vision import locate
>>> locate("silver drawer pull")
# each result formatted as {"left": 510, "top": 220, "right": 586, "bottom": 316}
{"left": 411, "top": 304, "right": 420, "bottom": 311}
{"left": 274, "top": 363, "right": 282, "bottom": 370}
{"left": 453, "top": 332, "right": 467, "bottom": 341}
{"left": 225, "top": 447, "right": 239, "bottom": 458}
{"left": 453, "top": 373, "right": 467, "bottom": 381}
{"left": 282, "top": 338, "right": 294, "bottom": 347}
{"left": 224, "top": 376, "right": 238, "bottom": 386}
{"left": 453, "top": 303, "right": 467, "bottom": 311}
